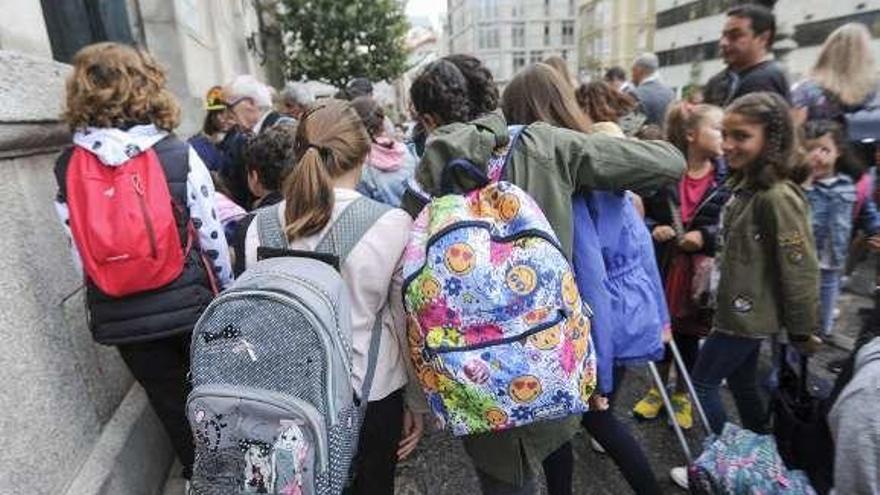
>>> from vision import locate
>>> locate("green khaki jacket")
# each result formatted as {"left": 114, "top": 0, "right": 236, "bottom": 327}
{"left": 714, "top": 180, "right": 820, "bottom": 340}
{"left": 411, "top": 111, "right": 685, "bottom": 485}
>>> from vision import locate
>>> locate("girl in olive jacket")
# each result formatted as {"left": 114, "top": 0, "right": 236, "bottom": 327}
{"left": 691, "top": 92, "right": 822, "bottom": 436}
{"left": 405, "top": 55, "right": 685, "bottom": 494}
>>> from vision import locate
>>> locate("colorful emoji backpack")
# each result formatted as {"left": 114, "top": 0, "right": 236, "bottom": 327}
{"left": 402, "top": 126, "right": 597, "bottom": 436}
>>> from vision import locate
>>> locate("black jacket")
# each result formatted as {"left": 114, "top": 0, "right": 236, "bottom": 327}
{"left": 644, "top": 158, "right": 731, "bottom": 269}
{"left": 55, "top": 136, "right": 215, "bottom": 345}
{"left": 704, "top": 60, "right": 791, "bottom": 107}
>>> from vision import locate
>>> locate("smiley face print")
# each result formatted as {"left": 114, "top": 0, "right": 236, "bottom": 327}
{"left": 420, "top": 276, "right": 442, "bottom": 301}
{"left": 509, "top": 375, "right": 543, "bottom": 403}
{"left": 497, "top": 193, "right": 521, "bottom": 221}
{"left": 444, "top": 243, "right": 476, "bottom": 275}
{"left": 506, "top": 265, "right": 537, "bottom": 295}
{"left": 527, "top": 325, "right": 562, "bottom": 350}
{"left": 561, "top": 271, "right": 580, "bottom": 309}
{"left": 485, "top": 407, "right": 508, "bottom": 428}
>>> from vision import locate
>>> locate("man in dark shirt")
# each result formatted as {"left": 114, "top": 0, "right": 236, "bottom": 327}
{"left": 704, "top": 4, "right": 790, "bottom": 107}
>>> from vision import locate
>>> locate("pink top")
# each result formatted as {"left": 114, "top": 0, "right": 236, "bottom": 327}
{"left": 679, "top": 167, "right": 715, "bottom": 224}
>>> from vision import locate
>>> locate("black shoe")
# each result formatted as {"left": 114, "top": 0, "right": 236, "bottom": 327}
{"left": 827, "top": 358, "right": 846, "bottom": 374}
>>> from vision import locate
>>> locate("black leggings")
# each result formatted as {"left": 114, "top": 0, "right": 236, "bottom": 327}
{"left": 349, "top": 388, "right": 404, "bottom": 495}
{"left": 118, "top": 333, "right": 194, "bottom": 478}
{"left": 542, "top": 441, "right": 573, "bottom": 495}
{"left": 657, "top": 332, "right": 701, "bottom": 392}
{"left": 581, "top": 367, "right": 663, "bottom": 495}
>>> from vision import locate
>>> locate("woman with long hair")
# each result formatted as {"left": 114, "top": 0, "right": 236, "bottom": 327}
{"left": 792, "top": 22, "right": 879, "bottom": 124}
{"left": 240, "top": 100, "right": 426, "bottom": 495}
{"left": 502, "top": 63, "right": 665, "bottom": 495}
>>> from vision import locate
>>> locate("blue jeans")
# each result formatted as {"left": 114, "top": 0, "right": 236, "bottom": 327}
{"left": 691, "top": 332, "right": 767, "bottom": 435}
{"left": 819, "top": 268, "right": 842, "bottom": 337}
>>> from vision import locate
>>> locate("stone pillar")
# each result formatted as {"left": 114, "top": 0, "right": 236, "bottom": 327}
{"left": 0, "top": 50, "right": 174, "bottom": 495}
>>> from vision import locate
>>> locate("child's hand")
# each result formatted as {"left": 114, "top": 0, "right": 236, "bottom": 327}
{"left": 867, "top": 235, "right": 880, "bottom": 252}
{"left": 397, "top": 407, "right": 424, "bottom": 461}
{"left": 652, "top": 225, "right": 676, "bottom": 243}
{"left": 679, "top": 231, "right": 704, "bottom": 252}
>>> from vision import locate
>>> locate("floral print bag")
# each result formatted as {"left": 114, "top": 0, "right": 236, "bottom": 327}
{"left": 401, "top": 126, "right": 597, "bottom": 436}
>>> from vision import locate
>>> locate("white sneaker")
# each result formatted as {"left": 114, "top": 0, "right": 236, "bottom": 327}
{"left": 670, "top": 466, "right": 689, "bottom": 490}
{"left": 590, "top": 437, "right": 606, "bottom": 454}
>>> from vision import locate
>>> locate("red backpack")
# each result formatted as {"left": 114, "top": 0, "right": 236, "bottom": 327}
{"left": 66, "top": 147, "right": 187, "bottom": 297}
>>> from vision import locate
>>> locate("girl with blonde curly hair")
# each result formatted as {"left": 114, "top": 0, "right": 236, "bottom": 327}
{"left": 53, "top": 42, "right": 233, "bottom": 482}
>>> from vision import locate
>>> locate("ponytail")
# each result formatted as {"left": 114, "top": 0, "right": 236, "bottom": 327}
{"left": 283, "top": 146, "right": 334, "bottom": 239}
{"left": 281, "top": 99, "right": 371, "bottom": 241}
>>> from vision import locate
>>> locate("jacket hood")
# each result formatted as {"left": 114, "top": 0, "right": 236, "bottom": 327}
{"left": 368, "top": 138, "right": 408, "bottom": 172}
{"left": 73, "top": 124, "right": 169, "bottom": 166}
{"left": 416, "top": 110, "right": 509, "bottom": 196}
{"left": 854, "top": 336, "right": 880, "bottom": 374}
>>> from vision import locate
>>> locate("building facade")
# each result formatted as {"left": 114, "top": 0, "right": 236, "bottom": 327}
{"left": 578, "top": 0, "right": 656, "bottom": 79}
{"left": 654, "top": 0, "right": 880, "bottom": 94}
{"left": 446, "top": 0, "right": 580, "bottom": 85}
{"left": 2, "top": 0, "right": 272, "bottom": 135}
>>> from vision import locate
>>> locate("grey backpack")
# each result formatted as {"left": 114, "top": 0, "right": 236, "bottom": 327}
{"left": 188, "top": 198, "right": 391, "bottom": 495}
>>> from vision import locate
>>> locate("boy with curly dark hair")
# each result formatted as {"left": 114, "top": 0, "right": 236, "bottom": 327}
{"left": 243, "top": 122, "right": 298, "bottom": 209}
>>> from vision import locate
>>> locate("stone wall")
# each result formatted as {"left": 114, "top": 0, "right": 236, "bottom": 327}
{"left": 0, "top": 50, "right": 173, "bottom": 495}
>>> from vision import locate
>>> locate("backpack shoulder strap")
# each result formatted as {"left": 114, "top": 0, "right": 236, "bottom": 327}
{"left": 316, "top": 195, "right": 392, "bottom": 405}
{"left": 488, "top": 124, "right": 527, "bottom": 183}
{"left": 315, "top": 196, "right": 393, "bottom": 263}
{"left": 256, "top": 203, "right": 288, "bottom": 249}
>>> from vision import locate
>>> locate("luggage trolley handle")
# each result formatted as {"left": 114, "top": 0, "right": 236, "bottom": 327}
{"left": 648, "top": 338, "right": 713, "bottom": 464}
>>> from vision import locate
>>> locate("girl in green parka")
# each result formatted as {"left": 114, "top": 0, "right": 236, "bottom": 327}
{"left": 405, "top": 55, "right": 686, "bottom": 494}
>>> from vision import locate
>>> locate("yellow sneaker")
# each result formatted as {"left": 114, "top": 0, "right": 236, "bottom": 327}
{"left": 671, "top": 392, "right": 693, "bottom": 430}
{"left": 632, "top": 388, "right": 664, "bottom": 420}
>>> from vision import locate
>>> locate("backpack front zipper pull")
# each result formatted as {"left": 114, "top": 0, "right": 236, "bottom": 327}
{"left": 132, "top": 173, "right": 158, "bottom": 259}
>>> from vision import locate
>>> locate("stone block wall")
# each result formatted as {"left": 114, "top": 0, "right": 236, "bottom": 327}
{"left": 0, "top": 50, "right": 173, "bottom": 495}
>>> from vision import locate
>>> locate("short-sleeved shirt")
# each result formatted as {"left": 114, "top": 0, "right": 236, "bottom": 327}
{"left": 704, "top": 60, "right": 790, "bottom": 107}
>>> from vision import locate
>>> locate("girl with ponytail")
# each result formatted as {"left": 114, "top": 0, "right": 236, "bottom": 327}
{"left": 241, "top": 99, "right": 427, "bottom": 495}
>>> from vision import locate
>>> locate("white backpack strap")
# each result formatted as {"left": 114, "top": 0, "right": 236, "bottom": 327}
{"left": 316, "top": 196, "right": 392, "bottom": 406}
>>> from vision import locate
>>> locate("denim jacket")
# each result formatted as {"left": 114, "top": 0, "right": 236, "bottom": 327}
{"left": 805, "top": 174, "right": 880, "bottom": 270}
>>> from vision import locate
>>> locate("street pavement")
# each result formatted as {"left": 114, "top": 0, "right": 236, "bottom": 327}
{"left": 165, "top": 259, "right": 875, "bottom": 495}
{"left": 393, "top": 260, "right": 873, "bottom": 495}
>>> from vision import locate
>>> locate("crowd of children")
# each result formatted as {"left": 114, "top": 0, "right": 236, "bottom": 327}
{"left": 52, "top": 8, "right": 880, "bottom": 495}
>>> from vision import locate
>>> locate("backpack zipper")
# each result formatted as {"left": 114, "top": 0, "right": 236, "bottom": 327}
{"left": 132, "top": 173, "right": 158, "bottom": 258}
{"left": 427, "top": 309, "right": 566, "bottom": 356}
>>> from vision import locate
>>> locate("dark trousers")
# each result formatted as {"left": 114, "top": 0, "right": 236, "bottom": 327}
{"left": 691, "top": 332, "right": 767, "bottom": 434}
{"left": 349, "top": 388, "right": 405, "bottom": 495}
{"left": 475, "top": 442, "right": 573, "bottom": 495}
{"left": 582, "top": 366, "right": 662, "bottom": 495}
{"left": 117, "top": 332, "right": 194, "bottom": 478}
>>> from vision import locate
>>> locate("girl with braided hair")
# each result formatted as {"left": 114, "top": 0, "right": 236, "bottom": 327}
{"left": 669, "top": 90, "right": 823, "bottom": 489}
{"left": 693, "top": 91, "right": 821, "bottom": 430}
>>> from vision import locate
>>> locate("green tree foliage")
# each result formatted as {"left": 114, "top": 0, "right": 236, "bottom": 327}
{"left": 278, "top": 0, "right": 409, "bottom": 88}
